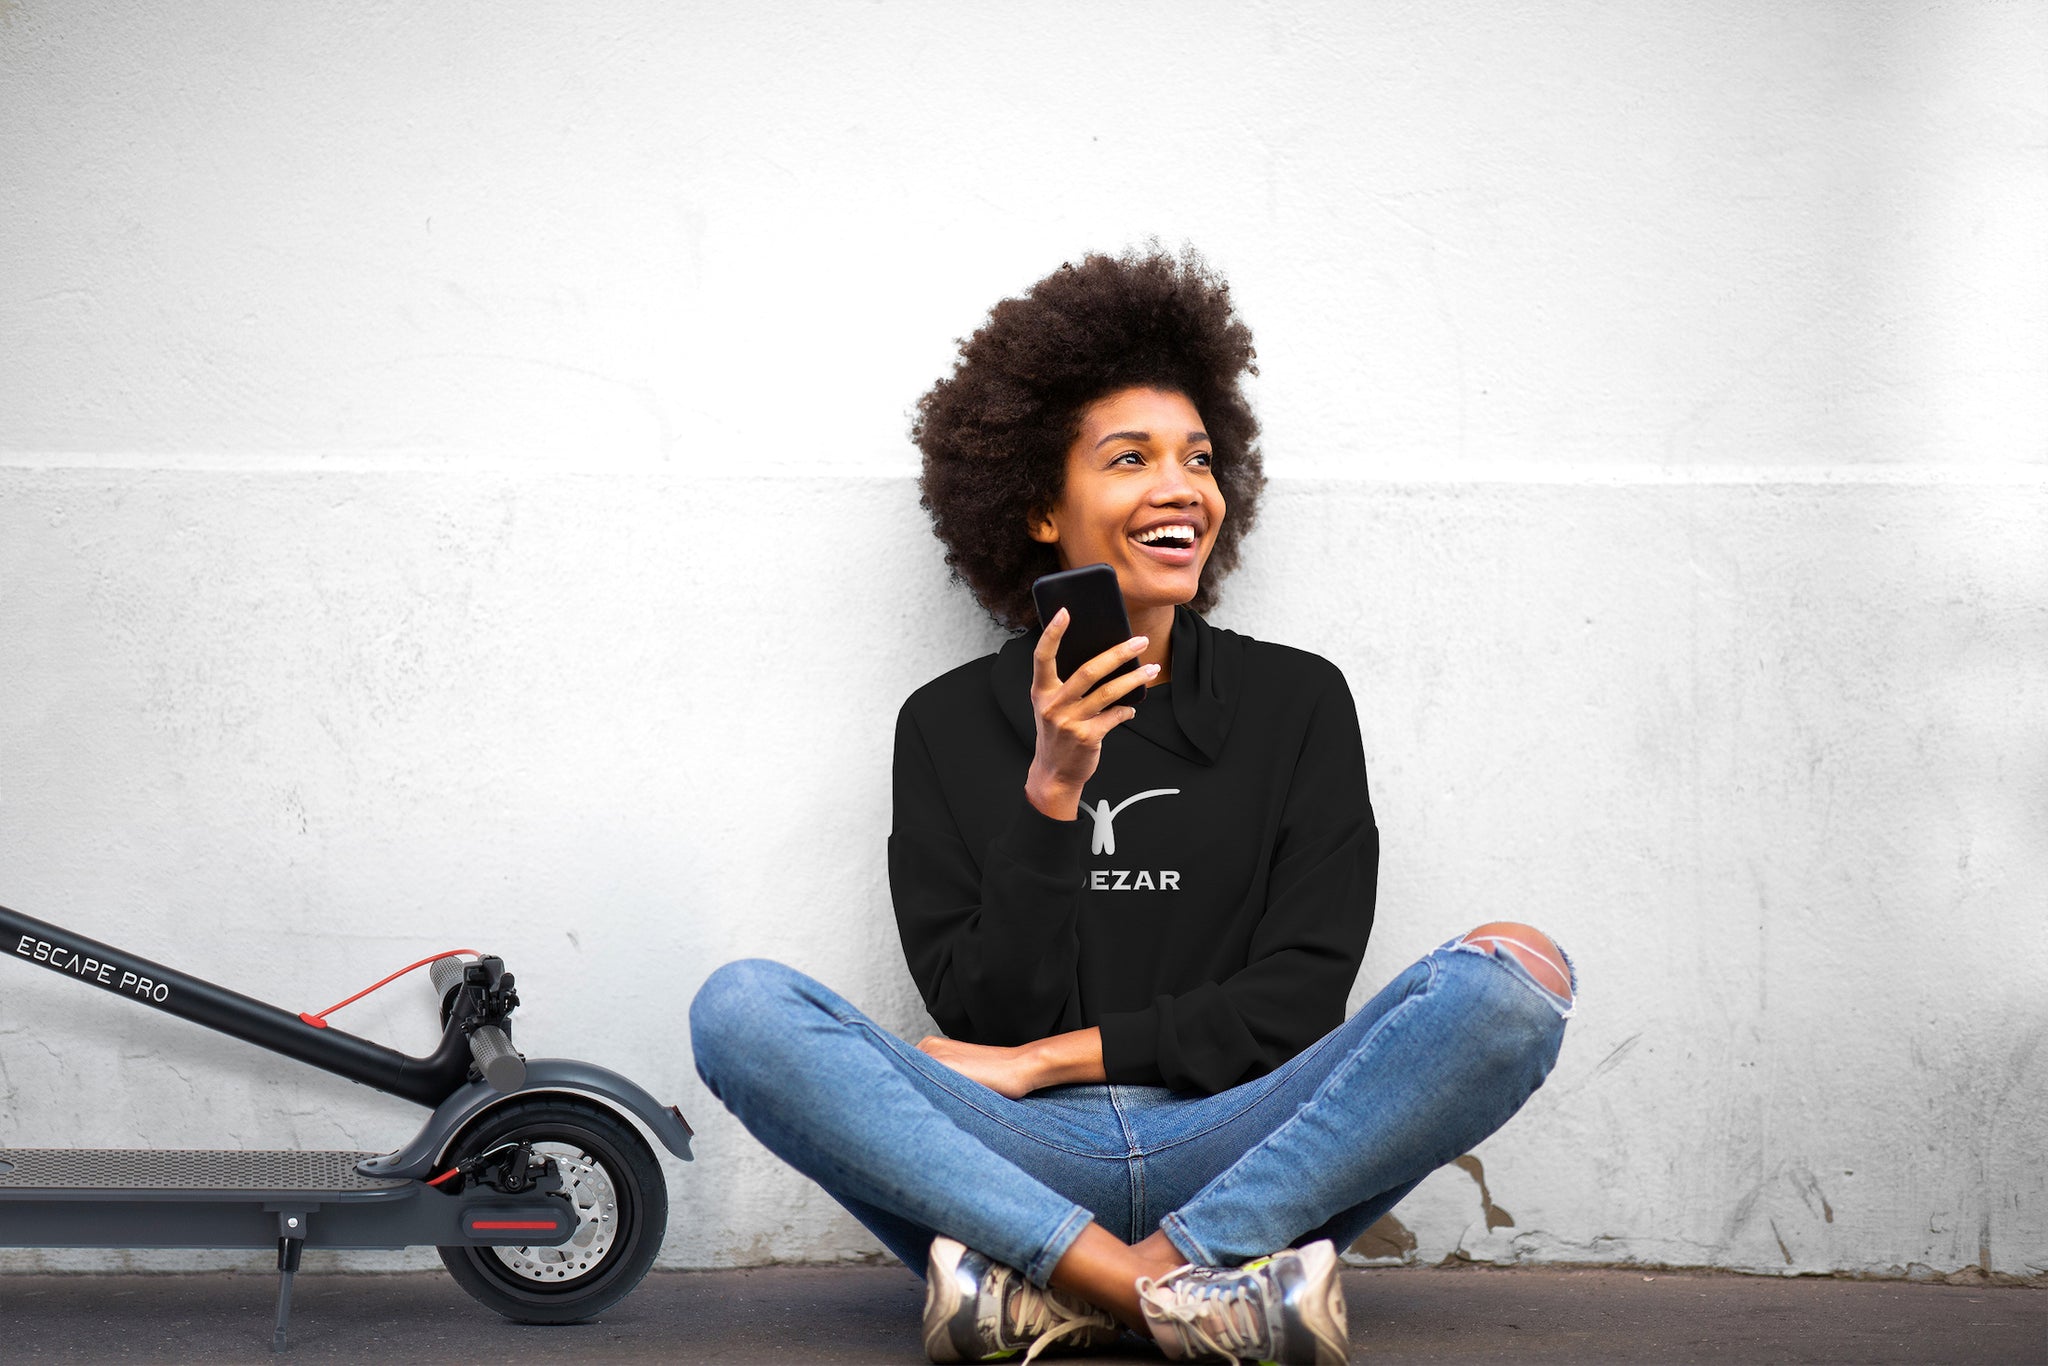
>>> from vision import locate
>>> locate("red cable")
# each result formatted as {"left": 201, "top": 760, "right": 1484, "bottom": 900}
{"left": 298, "top": 949, "right": 482, "bottom": 1029}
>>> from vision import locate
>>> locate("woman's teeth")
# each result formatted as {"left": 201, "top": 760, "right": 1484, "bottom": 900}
{"left": 1135, "top": 525, "right": 1196, "bottom": 548}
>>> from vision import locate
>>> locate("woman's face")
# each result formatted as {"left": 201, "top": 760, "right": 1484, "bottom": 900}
{"left": 1029, "top": 387, "right": 1226, "bottom": 614}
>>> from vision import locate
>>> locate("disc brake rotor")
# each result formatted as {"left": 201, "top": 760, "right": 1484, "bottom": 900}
{"left": 489, "top": 1141, "right": 620, "bottom": 1282}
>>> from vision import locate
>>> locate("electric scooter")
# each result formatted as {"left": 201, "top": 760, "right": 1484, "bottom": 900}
{"left": 0, "top": 902, "right": 694, "bottom": 1350}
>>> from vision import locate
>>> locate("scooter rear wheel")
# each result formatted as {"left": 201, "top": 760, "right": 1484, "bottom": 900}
{"left": 436, "top": 1097, "right": 666, "bottom": 1324}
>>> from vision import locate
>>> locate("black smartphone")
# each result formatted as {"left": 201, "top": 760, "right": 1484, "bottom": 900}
{"left": 1031, "top": 563, "right": 1144, "bottom": 709}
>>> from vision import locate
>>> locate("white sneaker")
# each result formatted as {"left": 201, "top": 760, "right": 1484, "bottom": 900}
{"left": 1136, "top": 1239, "right": 1349, "bottom": 1365}
{"left": 923, "top": 1235, "right": 1123, "bottom": 1363}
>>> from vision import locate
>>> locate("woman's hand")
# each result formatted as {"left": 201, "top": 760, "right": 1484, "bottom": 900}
{"left": 1025, "top": 610, "right": 1156, "bottom": 821}
{"left": 917, "top": 1028, "right": 1107, "bottom": 1099}
{"left": 916, "top": 1037, "right": 1045, "bottom": 1099}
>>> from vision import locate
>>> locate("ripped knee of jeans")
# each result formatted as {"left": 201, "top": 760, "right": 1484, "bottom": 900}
{"left": 1453, "top": 923, "right": 1576, "bottom": 1017}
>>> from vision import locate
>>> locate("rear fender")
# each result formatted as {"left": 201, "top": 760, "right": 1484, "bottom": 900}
{"left": 359, "top": 1058, "right": 695, "bottom": 1178}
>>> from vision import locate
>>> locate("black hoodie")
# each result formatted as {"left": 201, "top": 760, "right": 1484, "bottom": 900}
{"left": 889, "top": 606, "right": 1378, "bottom": 1094}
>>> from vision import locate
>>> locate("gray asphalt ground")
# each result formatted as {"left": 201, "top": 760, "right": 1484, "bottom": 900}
{"left": 0, "top": 1265, "right": 2039, "bottom": 1364}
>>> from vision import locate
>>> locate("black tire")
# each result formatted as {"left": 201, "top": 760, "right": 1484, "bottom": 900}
{"left": 436, "top": 1097, "right": 667, "bottom": 1324}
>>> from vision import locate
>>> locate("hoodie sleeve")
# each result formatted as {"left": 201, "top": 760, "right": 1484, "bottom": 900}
{"left": 888, "top": 702, "right": 1089, "bottom": 1044}
{"left": 1096, "top": 665, "right": 1379, "bottom": 1092}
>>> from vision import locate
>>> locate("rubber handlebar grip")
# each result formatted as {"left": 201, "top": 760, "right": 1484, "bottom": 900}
{"left": 468, "top": 1024, "right": 526, "bottom": 1092}
{"left": 429, "top": 956, "right": 468, "bottom": 1001}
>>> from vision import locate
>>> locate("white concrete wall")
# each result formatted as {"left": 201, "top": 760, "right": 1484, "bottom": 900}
{"left": 2, "top": 1, "right": 2042, "bottom": 1281}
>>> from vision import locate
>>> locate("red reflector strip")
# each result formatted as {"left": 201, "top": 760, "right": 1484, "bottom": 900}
{"left": 472, "top": 1220, "right": 561, "bottom": 1230}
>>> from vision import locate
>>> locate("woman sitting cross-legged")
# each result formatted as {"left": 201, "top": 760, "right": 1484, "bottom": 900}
{"left": 690, "top": 248, "right": 1575, "bottom": 1365}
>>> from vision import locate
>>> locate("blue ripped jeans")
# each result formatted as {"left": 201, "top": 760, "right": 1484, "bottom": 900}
{"left": 689, "top": 938, "right": 1573, "bottom": 1287}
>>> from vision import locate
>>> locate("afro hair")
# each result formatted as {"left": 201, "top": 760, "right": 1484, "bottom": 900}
{"left": 912, "top": 246, "right": 1266, "bottom": 631}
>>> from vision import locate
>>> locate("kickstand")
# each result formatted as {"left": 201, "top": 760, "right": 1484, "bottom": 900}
{"left": 273, "top": 1212, "right": 308, "bottom": 1353}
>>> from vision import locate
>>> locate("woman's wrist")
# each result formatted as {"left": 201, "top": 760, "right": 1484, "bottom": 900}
{"left": 1025, "top": 765, "right": 1082, "bottom": 821}
{"left": 1025, "top": 1027, "right": 1107, "bottom": 1090}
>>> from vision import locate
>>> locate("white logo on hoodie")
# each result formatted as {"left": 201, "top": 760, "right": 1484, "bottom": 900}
{"left": 1080, "top": 788, "right": 1180, "bottom": 856}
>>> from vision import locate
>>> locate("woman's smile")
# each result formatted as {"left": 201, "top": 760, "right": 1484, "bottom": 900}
{"left": 1131, "top": 518, "right": 1202, "bottom": 566}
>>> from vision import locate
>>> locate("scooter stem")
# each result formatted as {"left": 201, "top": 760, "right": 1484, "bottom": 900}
{"left": 1, "top": 903, "right": 473, "bottom": 1106}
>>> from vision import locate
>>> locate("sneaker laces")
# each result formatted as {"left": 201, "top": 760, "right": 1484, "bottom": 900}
{"left": 1140, "top": 1264, "right": 1271, "bottom": 1365}
{"left": 1013, "top": 1280, "right": 1117, "bottom": 1365}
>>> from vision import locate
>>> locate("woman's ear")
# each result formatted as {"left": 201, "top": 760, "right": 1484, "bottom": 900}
{"left": 1026, "top": 508, "right": 1059, "bottom": 544}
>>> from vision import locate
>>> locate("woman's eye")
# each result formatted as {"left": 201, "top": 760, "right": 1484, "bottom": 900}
{"left": 1189, "top": 451, "right": 1214, "bottom": 467}
{"left": 1112, "top": 450, "right": 1144, "bottom": 465}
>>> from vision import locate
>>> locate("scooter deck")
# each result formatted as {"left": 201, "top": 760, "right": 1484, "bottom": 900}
{"left": 0, "top": 1147, "right": 403, "bottom": 1194}
{"left": 0, "top": 1148, "right": 569, "bottom": 1251}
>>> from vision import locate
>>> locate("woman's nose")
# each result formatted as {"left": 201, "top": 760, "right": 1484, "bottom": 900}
{"left": 1151, "top": 461, "right": 1199, "bottom": 503}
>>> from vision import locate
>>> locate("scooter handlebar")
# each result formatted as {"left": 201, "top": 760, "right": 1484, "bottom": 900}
{"left": 468, "top": 1024, "right": 526, "bottom": 1092}
{"left": 428, "top": 956, "right": 467, "bottom": 1003}
{"left": 427, "top": 955, "right": 524, "bottom": 1090}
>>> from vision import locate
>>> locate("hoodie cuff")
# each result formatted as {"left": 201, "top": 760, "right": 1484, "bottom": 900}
{"left": 996, "top": 793, "right": 1086, "bottom": 883}
{"left": 1098, "top": 1006, "right": 1165, "bottom": 1086}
